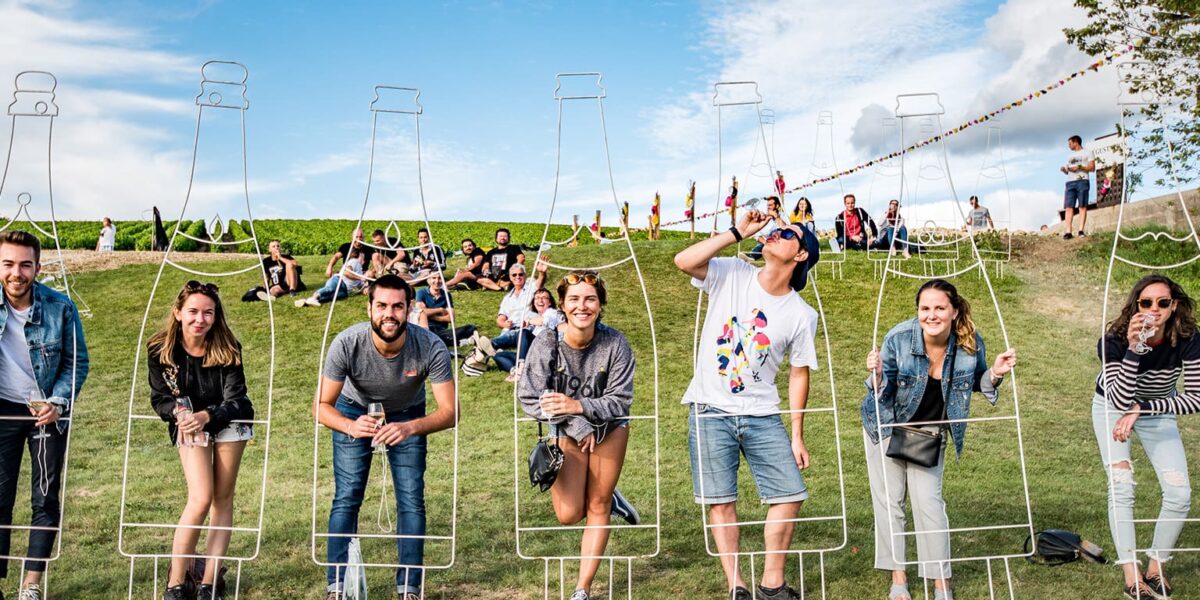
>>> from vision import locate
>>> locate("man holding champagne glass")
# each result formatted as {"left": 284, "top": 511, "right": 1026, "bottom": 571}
{"left": 0, "top": 231, "right": 89, "bottom": 600}
{"left": 315, "top": 274, "right": 457, "bottom": 600}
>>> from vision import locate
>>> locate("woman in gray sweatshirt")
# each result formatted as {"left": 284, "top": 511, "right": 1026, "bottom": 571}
{"left": 518, "top": 271, "right": 636, "bottom": 600}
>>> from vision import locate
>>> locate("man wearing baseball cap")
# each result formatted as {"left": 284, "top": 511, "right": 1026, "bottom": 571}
{"left": 674, "top": 210, "right": 820, "bottom": 600}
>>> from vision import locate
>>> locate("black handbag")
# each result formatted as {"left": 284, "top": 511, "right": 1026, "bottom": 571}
{"left": 528, "top": 420, "right": 564, "bottom": 492}
{"left": 1024, "top": 529, "right": 1108, "bottom": 565}
{"left": 886, "top": 344, "right": 955, "bottom": 468}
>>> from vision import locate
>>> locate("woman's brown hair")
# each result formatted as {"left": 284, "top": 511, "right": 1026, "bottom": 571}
{"left": 147, "top": 281, "right": 242, "bottom": 368}
{"left": 1106, "top": 274, "right": 1196, "bottom": 348}
{"left": 916, "top": 279, "right": 978, "bottom": 354}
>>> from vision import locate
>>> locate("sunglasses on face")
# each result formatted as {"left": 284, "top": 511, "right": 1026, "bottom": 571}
{"left": 184, "top": 280, "right": 219, "bottom": 293}
{"left": 1138, "top": 298, "right": 1174, "bottom": 310}
{"left": 768, "top": 228, "right": 801, "bottom": 242}
{"left": 564, "top": 271, "right": 601, "bottom": 285}
{"left": 510, "top": 272, "right": 526, "bottom": 278}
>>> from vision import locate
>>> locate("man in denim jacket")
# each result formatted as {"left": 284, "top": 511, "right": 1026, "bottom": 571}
{"left": 0, "top": 231, "right": 88, "bottom": 599}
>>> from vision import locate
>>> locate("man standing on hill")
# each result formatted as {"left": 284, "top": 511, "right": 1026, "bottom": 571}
{"left": 477, "top": 228, "right": 525, "bottom": 291}
{"left": 315, "top": 275, "right": 456, "bottom": 600}
{"left": 1061, "top": 134, "right": 1095, "bottom": 240}
{"left": 674, "top": 211, "right": 821, "bottom": 600}
{"left": 0, "top": 230, "right": 89, "bottom": 600}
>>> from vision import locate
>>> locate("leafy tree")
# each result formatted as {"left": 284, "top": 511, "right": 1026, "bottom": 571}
{"left": 1065, "top": 1, "right": 1199, "bottom": 187}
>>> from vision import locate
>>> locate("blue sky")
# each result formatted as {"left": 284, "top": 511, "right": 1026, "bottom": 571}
{"left": 0, "top": 0, "right": 1139, "bottom": 231}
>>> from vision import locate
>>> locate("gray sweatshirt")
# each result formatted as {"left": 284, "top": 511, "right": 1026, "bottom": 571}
{"left": 518, "top": 323, "right": 635, "bottom": 442}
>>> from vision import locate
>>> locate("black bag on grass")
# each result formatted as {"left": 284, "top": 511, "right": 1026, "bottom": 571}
{"left": 1024, "top": 529, "right": 1108, "bottom": 566}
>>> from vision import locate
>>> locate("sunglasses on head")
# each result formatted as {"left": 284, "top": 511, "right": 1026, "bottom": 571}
{"left": 184, "top": 280, "right": 219, "bottom": 294}
{"left": 768, "top": 228, "right": 801, "bottom": 242}
{"left": 564, "top": 271, "right": 601, "bottom": 285}
{"left": 1138, "top": 298, "right": 1174, "bottom": 310}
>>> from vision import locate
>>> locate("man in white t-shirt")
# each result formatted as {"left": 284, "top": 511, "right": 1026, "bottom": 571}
{"left": 1060, "top": 134, "right": 1095, "bottom": 240}
{"left": 675, "top": 210, "right": 821, "bottom": 600}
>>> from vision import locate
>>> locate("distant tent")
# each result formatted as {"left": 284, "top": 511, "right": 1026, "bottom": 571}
{"left": 152, "top": 206, "right": 169, "bottom": 251}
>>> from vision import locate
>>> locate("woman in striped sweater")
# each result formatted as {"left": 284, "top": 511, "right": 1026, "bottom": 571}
{"left": 1095, "top": 274, "right": 1198, "bottom": 600}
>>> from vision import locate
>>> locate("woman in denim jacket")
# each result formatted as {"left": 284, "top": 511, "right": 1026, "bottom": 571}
{"left": 1095, "top": 274, "right": 1200, "bottom": 599}
{"left": 861, "top": 279, "right": 1016, "bottom": 600}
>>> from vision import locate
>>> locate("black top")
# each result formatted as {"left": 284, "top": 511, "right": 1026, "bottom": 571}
{"left": 412, "top": 245, "right": 446, "bottom": 271}
{"left": 910, "top": 375, "right": 944, "bottom": 424}
{"left": 337, "top": 241, "right": 396, "bottom": 267}
{"left": 148, "top": 343, "right": 254, "bottom": 444}
{"left": 484, "top": 245, "right": 524, "bottom": 282}
{"left": 262, "top": 254, "right": 294, "bottom": 288}
{"left": 465, "top": 248, "right": 486, "bottom": 276}
{"left": 1096, "top": 332, "right": 1200, "bottom": 414}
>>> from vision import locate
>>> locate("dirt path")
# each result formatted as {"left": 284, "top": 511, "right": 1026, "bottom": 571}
{"left": 1011, "top": 235, "right": 1104, "bottom": 331}
{"left": 53, "top": 250, "right": 258, "bottom": 274}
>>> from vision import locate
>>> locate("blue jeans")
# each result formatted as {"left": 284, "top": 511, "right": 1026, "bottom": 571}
{"left": 327, "top": 397, "right": 428, "bottom": 595}
{"left": 686, "top": 403, "right": 807, "bottom": 505}
{"left": 1064, "top": 179, "right": 1089, "bottom": 209}
{"left": 874, "top": 225, "right": 908, "bottom": 250}
{"left": 493, "top": 327, "right": 534, "bottom": 352}
{"left": 1092, "top": 393, "right": 1191, "bottom": 565}
{"left": 316, "top": 275, "right": 352, "bottom": 304}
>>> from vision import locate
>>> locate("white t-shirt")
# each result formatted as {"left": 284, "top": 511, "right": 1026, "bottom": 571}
{"left": 343, "top": 257, "right": 367, "bottom": 290}
{"left": 499, "top": 285, "right": 536, "bottom": 328}
{"left": 98, "top": 224, "right": 116, "bottom": 250}
{"left": 1066, "top": 149, "right": 1094, "bottom": 182}
{"left": 681, "top": 257, "right": 819, "bottom": 415}
{"left": 0, "top": 305, "right": 38, "bottom": 404}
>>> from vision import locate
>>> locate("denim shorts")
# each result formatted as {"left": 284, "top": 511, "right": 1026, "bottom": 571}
{"left": 1064, "top": 179, "right": 1090, "bottom": 209}
{"left": 687, "top": 403, "right": 808, "bottom": 505}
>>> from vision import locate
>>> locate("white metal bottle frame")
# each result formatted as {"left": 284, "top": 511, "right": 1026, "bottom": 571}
{"left": 969, "top": 121, "right": 1014, "bottom": 276}
{"left": 806, "top": 110, "right": 847, "bottom": 278}
{"left": 1098, "top": 61, "right": 1200, "bottom": 597}
{"left": 868, "top": 92, "right": 1034, "bottom": 599}
{"left": 511, "top": 72, "right": 662, "bottom": 600}
{"left": 867, "top": 117, "right": 907, "bottom": 277}
{"left": 0, "top": 70, "right": 83, "bottom": 598}
{"left": 691, "top": 82, "right": 849, "bottom": 598}
{"left": 308, "top": 85, "right": 462, "bottom": 599}
{"left": 117, "top": 61, "right": 276, "bottom": 600}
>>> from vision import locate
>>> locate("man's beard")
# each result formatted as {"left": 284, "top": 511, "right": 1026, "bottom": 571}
{"left": 372, "top": 315, "right": 407, "bottom": 342}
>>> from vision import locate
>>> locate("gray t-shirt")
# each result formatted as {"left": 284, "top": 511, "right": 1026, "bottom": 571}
{"left": 968, "top": 207, "right": 991, "bottom": 229}
{"left": 518, "top": 323, "right": 635, "bottom": 442}
{"left": 0, "top": 304, "right": 37, "bottom": 404}
{"left": 324, "top": 322, "right": 452, "bottom": 413}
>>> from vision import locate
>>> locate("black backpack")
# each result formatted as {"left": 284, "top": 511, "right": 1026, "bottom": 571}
{"left": 1024, "top": 529, "right": 1108, "bottom": 566}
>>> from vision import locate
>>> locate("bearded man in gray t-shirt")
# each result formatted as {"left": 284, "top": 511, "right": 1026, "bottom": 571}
{"left": 315, "top": 274, "right": 456, "bottom": 600}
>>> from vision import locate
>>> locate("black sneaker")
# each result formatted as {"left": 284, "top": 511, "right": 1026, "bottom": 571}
{"left": 1125, "top": 580, "right": 1166, "bottom": 599}
{"left": 730, "top": 586, "right": 753, "bottom": 600}
{"left": 1063, "top": 232, "right": 1074, "bottom": 240}
{"left": 610, "top": 488, "right": 640, "bottom": 525}
{"left": 162, "top": 586, "right": 189, "bottom": 600}
{"left": 756, "top": 584, "right": 801, "bottom": 600}
{"left": 197, "top": 583, "right": 222, "bottom": 600}
{"left": 1144, "top": 574, "right": 1172, "bottom": 598}
{"left": 1078, "top": 230, "right": 1087, "bottom": 237}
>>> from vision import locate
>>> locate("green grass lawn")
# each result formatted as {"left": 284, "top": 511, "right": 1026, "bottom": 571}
{"left": 28, "top": 231, "right": 1200, "bottom": 598}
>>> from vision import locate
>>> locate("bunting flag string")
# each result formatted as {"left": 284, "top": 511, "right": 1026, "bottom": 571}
{"left": 786, "top": 42, "right": 1141, "bottom": 193}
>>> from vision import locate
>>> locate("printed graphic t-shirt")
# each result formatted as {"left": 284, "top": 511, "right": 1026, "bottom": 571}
{"left": 485, "top": 245, "right": 524, "bottom": 281}
{"left": 682, "top": 257, "right": 819, "bottom": 415}
{"left": 968, "top": 207, "right": 991, "bottom": 229}
{"left": 1066, "top": 149, "right": 1094, "bottom": 182}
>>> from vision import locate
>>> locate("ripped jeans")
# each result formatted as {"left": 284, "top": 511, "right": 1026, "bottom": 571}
{"left": 1092, "top": 393, "right": 1192, "bottom": 565}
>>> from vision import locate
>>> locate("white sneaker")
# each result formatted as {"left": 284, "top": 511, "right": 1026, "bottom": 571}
{"left": 569, "top": 590, "right": 590, "bottom": 600}
{"left": 305, "top": 297, "right": 321, "bottom": 307}
{"left": 294, "top": 298, "right": 307, "bottom": 308}
{"left": 257, "top": 290, "right": 272, "bottom": 302}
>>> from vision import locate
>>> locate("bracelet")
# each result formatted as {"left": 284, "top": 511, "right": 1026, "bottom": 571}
{"left": 729, "top": 226, "right": 743, "bottom": 242}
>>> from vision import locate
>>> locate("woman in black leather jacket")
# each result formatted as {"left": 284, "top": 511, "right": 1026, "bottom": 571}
{"left": 147, "top": 281, "right": 254, "bottom": 600}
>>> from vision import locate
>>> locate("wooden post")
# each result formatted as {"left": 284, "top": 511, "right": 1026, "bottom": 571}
{"left": 593, "top": 210, "right": 602, "bottom": 243}
{"left": 688, "top": 180, "right": 696, "bottom": 240}
{"left": 730, "top": 197, "right": 738, "bottom": 228}
{"left": 620, "top": 201, "right": 629, "bottom": 236}
{"left": 569, "top": 214, "right": 580, "bottom": 247}
{"left": 650, "top": 192, "right": 661, "bottom": 240}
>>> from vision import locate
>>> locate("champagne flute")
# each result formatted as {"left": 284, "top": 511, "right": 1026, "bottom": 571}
{"left": 368, "top": 402, "right": 386, "bottom": 453}
{"left": 28, "top": 389, "right": 49, "bottom": 440}
{"left": 1135, "top": 313, "right": 1156, "bottom": 354}
{"left": 174, "top": 396, "right": 194, "bottom": 448}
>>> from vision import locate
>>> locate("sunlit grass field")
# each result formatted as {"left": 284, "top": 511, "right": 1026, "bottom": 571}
{"left": 18, "top": 228, "right": 1200, "bottom": 598}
